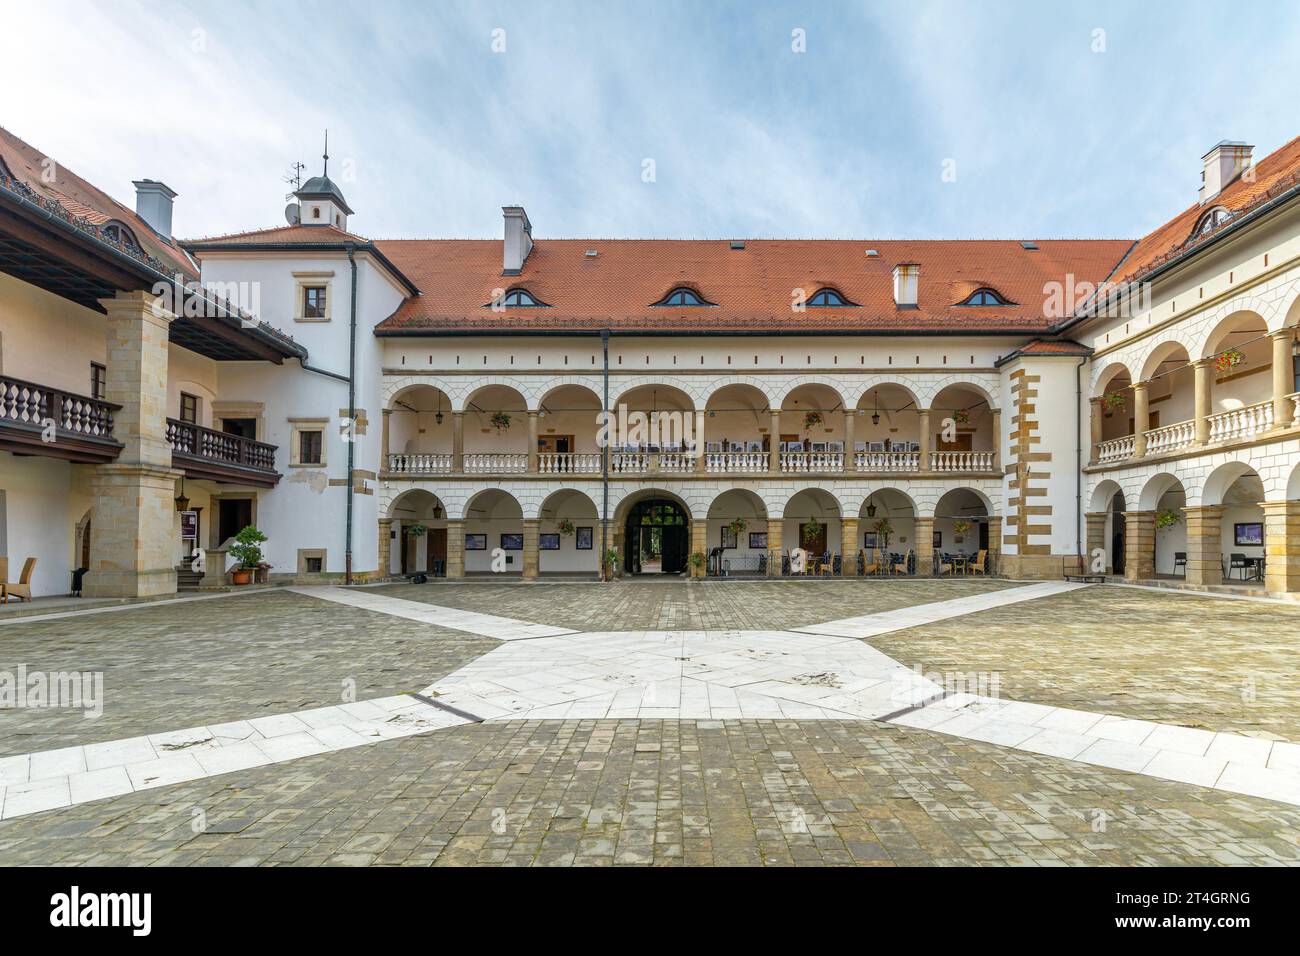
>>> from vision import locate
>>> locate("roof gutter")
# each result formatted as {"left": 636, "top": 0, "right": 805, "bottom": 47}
{"left": 372, "top": 326, "right": 1043, "bottom": 339}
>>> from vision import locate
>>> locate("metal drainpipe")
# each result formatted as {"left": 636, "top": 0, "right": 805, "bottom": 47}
{"left": 345, "top": 245, "right": 358, "bottom": 585}
{"left": 600, "top": 329, "right": 610, "bottom": 581}
{"left": 1076, "top": 356, "right": 1086, "bottom": 562}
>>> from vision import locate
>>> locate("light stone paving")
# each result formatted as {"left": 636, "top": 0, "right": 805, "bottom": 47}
{"left": 5, "top": 579, "right": 1300, "bottom": 831}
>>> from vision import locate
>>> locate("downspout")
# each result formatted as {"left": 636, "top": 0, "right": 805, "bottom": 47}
{"left": 600, "top": 329, "right": 610, "bottom": 581}
{"left": 1076, "top": 356, "right": 1086, "bottom": 562}
{"left": 345, "top": 245, "right": 358, "bottom": 585}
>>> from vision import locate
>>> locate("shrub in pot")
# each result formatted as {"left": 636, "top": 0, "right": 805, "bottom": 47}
{"left": 229, "top": 525, "right": 268, "bottom": 585}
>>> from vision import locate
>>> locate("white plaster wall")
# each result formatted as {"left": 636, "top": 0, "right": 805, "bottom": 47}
{"left": 0, "top": 452, "right": 73, "bottom": 597}
{"left": 0, "top": 272, "right": 106, "bottom": 395}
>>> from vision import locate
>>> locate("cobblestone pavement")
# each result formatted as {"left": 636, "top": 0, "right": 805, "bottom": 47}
{"left": 870, "top": 585, "right": 1300, "bottom": 740}
{"left": 0, "top": 591, "right": 498, "bottom": 757}
{"left": 2, "top": 719, "right": 1297, "bottom": 866}
{"left": 371, "top": 578, "right": 1017, "bottom": 631}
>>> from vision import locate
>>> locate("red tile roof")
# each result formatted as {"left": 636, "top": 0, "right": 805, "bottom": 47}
{"left": 372, "top": 238, "right": 1133, "bottom": 335}
{"left": 0, "top": 126, "right": 197, "bottom": 280}
{"left": 184, "top": 223, "right": 372, "bottom": 247}
{"left": 1109, "top": 136, "right": 1300, "bottom": 287}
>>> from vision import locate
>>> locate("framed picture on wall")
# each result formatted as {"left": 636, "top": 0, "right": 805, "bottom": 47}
{"left": 465, "top": 534, "right": 487, "bottom": 550}
{"left": 933, "top": 531, "right": 943, "bottom": 548}
{"left": 864, "top": 532, "right": 878, "bottom": 550}
{"left": 500, "top": 533, "right": 523, "bottom": 551}
{"left": 539, "top": 533, "right": 560, "bottom": 550}
{"left": 749, "top": 532, "right": 768, "bottom": 549}
{"left": 1234, "top": 522, "right": 1264, "bottom": 546}
{"left": 576, "top": 527, "right": 593, "bottom": 550}
{"left": 720, "top": 527, "right": 737, "bottom": 549}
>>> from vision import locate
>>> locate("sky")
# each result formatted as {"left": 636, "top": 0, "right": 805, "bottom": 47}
{"left": 3, "top": 0, "right": 1299, "bottom": 244}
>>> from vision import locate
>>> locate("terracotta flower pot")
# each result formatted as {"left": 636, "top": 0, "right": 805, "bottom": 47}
{"left": 231, "top": 568, "right": 254, "bottom": 585}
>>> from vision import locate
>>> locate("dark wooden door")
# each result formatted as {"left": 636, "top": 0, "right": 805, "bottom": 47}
{"left": 428, "top": 528, "right": 447, "bottom": 575}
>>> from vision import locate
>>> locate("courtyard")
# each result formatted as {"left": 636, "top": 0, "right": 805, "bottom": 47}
{"left": 1, "top": 579, "right": 1299, "bottom": 866}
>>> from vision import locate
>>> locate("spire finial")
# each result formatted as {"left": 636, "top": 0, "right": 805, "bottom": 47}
{"left": 322, "top": 129, "right": 329, "bottom": 177}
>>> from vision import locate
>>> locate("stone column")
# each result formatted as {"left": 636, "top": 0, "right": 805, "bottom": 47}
{"left": 918, "top": 408, "right": 932, "bottom": 472}
{"left": 1262, "top": 500, "right": 1300, "bottom": 596}
{"left": 1183, "top": 505, "right": 1223, "bottom": 586}
{"left": 381, "top": 408, "right": 392, "bottom": 471}
{"left": 769, "top": 409, "right": 782, "bottom": 473}
{"left": 452, "top": 411, "right": 465, "bottom": 473}
{"left": 85, "top": 291, "right": 182, "bottom": 598}
{"left": 1271, "top": 329, "right": 1296, "bottom": 429}
{"left": 1124, "top": 511, "right": 1156, "bottom": 582}
{"left": 445, "top": 520, "right": 465, "bottom": 578}
{"left": 1132, "top": 381, "right": 1149, "bottom": 457}
{"left": 690, "top": 519, "right": 708, "bottom": 577}
{"left": 991, "top": 407, "right": 1002, "bottom": 470}
{"left": 527, "top": 410, "right": 539, "bottom": 473}
{"left": 766, "top": 517, "right": 783, "bottom": 576}
{"left": 915, "top": 516, "right": 935, "bottom": 575}
{"left": 1089, "top": 398, "right": 1103, "bottom": 463}
{"left": 843, "top": 412, "right": 856, "bottom": 472}
{"left": 521, "top": 519, "right": 540, "bottom": 579}
{"left": 1193, "top": 359, "right": 1213, "bottom": 444}
{"left": 378, "top": 518, "right": 393, "bottom": 578}
{"left": 840, "top": 517, "right": 859, "bottom": 576}
{"left": 1085, "top": 512, "right": 1106, "bottom": 572}
{"left": 985, "top": 515, "right": 1003, "bottom": 573}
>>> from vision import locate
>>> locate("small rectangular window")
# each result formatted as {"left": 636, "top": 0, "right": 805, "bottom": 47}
{"left": 90, "top": 363, "right": 106, "bottom": 400}
{"left": 299, "top": 429, "right": 323, "bottom": 465}
{"left": 303, "top": 286, "right": 327, "bottom": 318}
{"left": 305, "top": 556, "right": 323, "bottom": 573}
{"left": 180, "top": 392, "right": 199, "bottom": 423}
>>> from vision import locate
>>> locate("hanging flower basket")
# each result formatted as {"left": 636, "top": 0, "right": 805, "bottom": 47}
{"left": 407, "top": 522, "right": 427, "bottom": 538}
{"left": 802, "top": 411, "right": 823, "bottom": 433}
{"left": 728, "top": 517, "right": 748, "bottom": 537}
{"left": 489, "top": 411, "right": 512, "bottom": 432}
{"left": 873, "top": 517, "right": 894, "bottom": 550}
{"left": 557, "top": 518, "right": 576, "bottom": 537}
{"left": 1214, "top": 349, "right": 1245, "bottom": 374}
{"left": 952, "top": 519, "right": 970, "bottom": 544}
{"left": 1155, "top": 509, "right": 1182, "bottom": 531}
{"left": 1102, "top": 392, "right": 1126, "bottom": 414}
{"left": 954, "top": 409, "right": 970, "bottom": 425}
{"left": 802, "top": 516, "right": 823, "bottom": 544}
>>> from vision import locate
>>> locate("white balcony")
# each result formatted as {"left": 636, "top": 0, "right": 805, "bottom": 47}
{"left": 855, "top": 450, "right": 921, "bottom": 472}
{"left": 1143, "top": 419, "right": 1195, "bottom": 455}
{"left": 463, "top": 453, "right": 527, "bottom": 474}
{"left": 1097, "top": 435, "right": 1135, "bottom": 463}
{"left": 929, "top": 450, "right": 996, "bottom": 472}
{"left": 388, "top": 452, "right": 453, "bottom": 475}
{"left": 609, "top": 451, "right": 695, "bottom": 474}
{"left": 705, "top": 451, "right": 767, "bottom": 473}
{"left": 538, "top": 452, "right": 601, "bottom": 474}
{"left": 1207, "top": 400, "right": 1273, "bottom": 444}
{"left": 781, "top": 450, "right": 844, "bottom": 473}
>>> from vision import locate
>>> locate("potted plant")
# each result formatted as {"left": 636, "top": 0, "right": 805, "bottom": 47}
{"left": 954, "top": 409, "right": 970, "bottom": 425}
{"left": 952, "top": 519, "right": 971, "bottom": 544}
{"left": 873, "top": 517, "right": 894, "bottom": 550}
{"left": 1214, "top": 349, "right": 1245, "bottom": 374}
{"left": 689, "top": 551, "right": 706, "bottom": 576}
{"left": 802, "top": 411, "right": 823, "bottom": 434}
{"left": 603, "top": 547, "right": 620, "bottom": 579}
{"left": 728, "top": 517, "right": 748, "bottom": 537}
{"left": 229, "top": 525, "right": 268, "bottom": 586}
{"left": 1155, "top": 509, "right": 1182, "bottom": 531}
{"left": 802, "top": 516, "right": 822, "bottom": 546}
{"left": 557, "top": 518, "right": 576, "bottom": 537}
{"left": 407, "top": 522, "right": 428, "bottom": 539}
{"left": 1103, "top": 391, "right": 1126, "bottom": 414}
{"left": 489, "top": 411, "right": 512, "bottom": 433}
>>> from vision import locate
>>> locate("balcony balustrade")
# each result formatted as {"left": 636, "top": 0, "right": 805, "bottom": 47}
{"left": 0, "top": 373, "right": 122, "bottom": 463}
{"left": 1207, "top": 400, "right": 1273, "bottom": 444}
{"left": 780, "top": 450, "right": 844, "bottom": 473}
{"left": 463, "top": 452, "right": 528, "bottom": 474}
{"left": 705, "top": 450, "right": 767, "bottom": 473}
{"left": 388, "top": 452, "right": 453, "bottom": 475}
{"left": 165, "top": 418, "right": 279, "bottom": 486}
{"left": 855, "top": 450, "right": 921, "bottom": 472}
{"left": 1097, "top": 435, "right": 1135, "bottom": 463}
{"left": 929, "top": 450, "right": 996, "bottom": 472}
{"left": 1143, "top": 419, "right": 1196, "bottom": 455}
{"left": 538, "top": 452, "right": 601, "bottom": 474}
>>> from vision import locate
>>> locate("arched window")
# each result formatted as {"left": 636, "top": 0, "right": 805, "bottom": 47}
{"left": 957, "top": 287, "right": 1011, "bottom": 306}
{"left": 102, "top": 221, "right": 139, "bottom": 250}
{"left": 807, "top": 288, "right": 856, "bottom": 307}
{"left": 1192, "top": 206, "right": 1231, "bottom": 239}
{"left": 487, "top": 288, "right": 549, "bottom": 308}
{"left": 653, "top": 287, "right": 713, "bottom": 307}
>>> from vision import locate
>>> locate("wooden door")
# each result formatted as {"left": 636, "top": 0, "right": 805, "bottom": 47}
{"left": 428, "top": 528, "right": 447, "bottom": 575}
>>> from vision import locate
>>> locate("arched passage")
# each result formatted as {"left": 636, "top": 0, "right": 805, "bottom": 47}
{"left": 463, "top": 489, "right": 524, "bottom": 575}
{"left": 1202, "top": 462, "right": 1266, "bottom": 585}
{"left": 463, "top": 384, "right": 529, "bottom": 460}
{"left": 536, "top": 384, "right": 604, "bottom": 461}
{"left": 859, "top": 488, "right": 918, "bottom": 573}
{"left": 537, "top": 489, "right": 600, "bottom": 576}
{"left": 932, "top": 487, "right": 992, "bottom": 571}
{"left": 779, "top": 384, "right": 847, "bottom": 466}
{"left": 855, "top": 384, "right": 922, "bottom": 464}
{"left": 782, "top": 488, "right": 842, "bottom": 569}
{"left": 1087, "top": 479, "right": 1126, "bottom": 576}
{"left": 705, "top": 488, "right": 768, "bottom": 576}
{"left": 1200, "top": 311, "right": 1272, "bottom": 431}
{"left": 1136, "top": 473, "right": 1186, "bottom": 579}
{"left": 387, "top": 489, "right": 449, "bottom": 576}
{"left": 614, "top": 489, "right": 692, "bottom": 575}
{"left": 387, "top": 385, "right": 455, "bottom": 471}
{"left": 1139, "top": 342, "right": 1195, "bottom": 451}
{"left": 703, "top": 384, "right": 771, "bottom": 468}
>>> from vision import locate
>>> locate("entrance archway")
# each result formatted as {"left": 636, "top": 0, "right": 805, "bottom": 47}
{"left": 624, "top": 498, "right": 690, "bottom": 575}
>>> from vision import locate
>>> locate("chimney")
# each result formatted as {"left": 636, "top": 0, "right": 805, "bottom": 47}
{"left": 132, "top": 179, "right": 177, "bottom": 240}
{"left": 1199, "top": 141, "right": 1253, "bottom": 205}
{"left": 892, "top": 263, "right": 919, "bottom": 308}
{"left": 502, "top": 205, "right": 533, "bottom": 274}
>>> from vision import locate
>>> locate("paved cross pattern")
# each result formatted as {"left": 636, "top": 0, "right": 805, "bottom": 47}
{"left": 2, "top": 581, "right": 1299, "bottom": 826}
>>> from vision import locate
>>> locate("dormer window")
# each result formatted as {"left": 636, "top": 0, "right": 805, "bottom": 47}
{"left": 653, "top": 287, "right": 713, "bottom": 307}
{"left": 1193, "top": 206, "right": 1231, "bottom": 238}
{"left": 489, "top": 288, "right": 549, "bottom": 308}
{"left": 957, "top": 287, "right": 1011, "bottom": 306}
{"left": 102, "top": 221, "right": 139, "bottom": 250}
{"left": 807, "top": 288, "right": 856, "bottom": 307}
